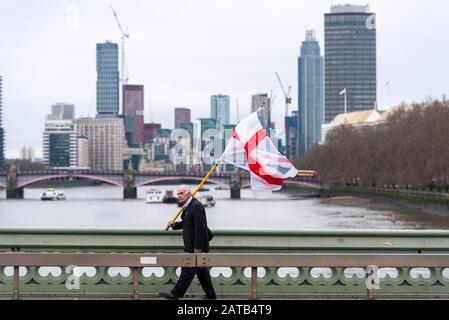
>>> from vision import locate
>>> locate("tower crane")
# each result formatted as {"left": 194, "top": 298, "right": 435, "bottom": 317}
{"left": 275, "top": 72, "right": 292, "bottom": 117}
{"left": 110, "top": 6, "right": 129, "bottom": 84}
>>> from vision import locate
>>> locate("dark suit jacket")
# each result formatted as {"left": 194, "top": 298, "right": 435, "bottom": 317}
{"left": 172, "top": 197, "right": 210, "bottom": 253}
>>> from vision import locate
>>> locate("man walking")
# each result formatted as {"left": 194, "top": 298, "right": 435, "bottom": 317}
{"left": 159, "top": 185, "right": 217, "bottom": 300}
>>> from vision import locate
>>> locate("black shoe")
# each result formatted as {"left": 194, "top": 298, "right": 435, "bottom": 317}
{"left": 202, "top": 294, "right": 217, "bottom": 300}
{"left": 159, "top": 291, "right": 178, "bottom": 300}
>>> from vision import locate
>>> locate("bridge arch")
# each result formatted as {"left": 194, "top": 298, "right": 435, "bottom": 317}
{"left": 135, "top": 176, "right": 228, "bottom": 188}
{"left": 17, "top": 174, "right": 123, "bottom": 188}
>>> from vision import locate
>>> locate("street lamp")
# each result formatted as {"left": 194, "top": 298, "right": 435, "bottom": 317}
{"left": 339, "top": 88, "right": 347, "bottom": 114}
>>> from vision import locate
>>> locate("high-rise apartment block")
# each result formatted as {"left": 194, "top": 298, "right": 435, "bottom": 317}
{"left": 324, "top": 4, "right": 376, "bottom": 123}
{"left": 298, "top": 30, "right": 323, "bottom": 155}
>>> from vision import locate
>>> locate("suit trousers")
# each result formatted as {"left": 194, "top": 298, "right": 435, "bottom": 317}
{"left": 171, "top": 266, "right": 216, "bottom": 298}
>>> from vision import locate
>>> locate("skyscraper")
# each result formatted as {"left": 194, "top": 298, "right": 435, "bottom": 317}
{"left": 298, "top": 30, "right": 323, "bottom": 156}
{"left": 48, "top": 103, "right": 75, "bottom": 120}
{"left": 96, "top": 41, "right": 119, "bottom": 117}
{"left": 324, "top": 4, "right": 376, "bottom": 123}
{"left": 123, "top": 84, "right": 144, "bottom": 146}
{"left": 251, "top": 94, "right": 271, "bottom": 132}
{"left": 210, "top": 94, "right": 230, "bottom": 131}
{"left": 174, "top": 108, "right": 191, "bottom": 129}
{"left": 0, "top": 75, "right": 4, "bottom": 168}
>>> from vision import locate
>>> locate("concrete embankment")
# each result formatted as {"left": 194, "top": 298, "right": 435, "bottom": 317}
{"left": 322, "top": 187, "right": 449, "bottom": 217}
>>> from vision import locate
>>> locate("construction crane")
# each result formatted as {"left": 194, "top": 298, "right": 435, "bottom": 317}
{"left": 110, "top": 6, "right": 129, "bottom": 84}
{"left": 275, "top": 72, "right": 292, "bottom": 117}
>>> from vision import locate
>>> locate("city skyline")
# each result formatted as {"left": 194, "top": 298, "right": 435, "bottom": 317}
{"left": 1, "top": 0, "right": 449, "bottom": 158}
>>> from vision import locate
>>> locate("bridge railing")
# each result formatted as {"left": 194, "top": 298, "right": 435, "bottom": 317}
{"left": 1, "top": 228, "right": 449, "bottom": 299}
{"left": 2, "top": 252, "right": 449, "bottom": 300}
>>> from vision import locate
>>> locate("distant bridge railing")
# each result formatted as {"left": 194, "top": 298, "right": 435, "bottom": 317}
{"left": 2, "top": 228, "right": 448, "bottom": 299}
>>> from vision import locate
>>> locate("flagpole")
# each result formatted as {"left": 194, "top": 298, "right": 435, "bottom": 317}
{"left": 344, "top": 89, "right": 347, "bottom": 114}
{"left": 165, "top": 162, "right": 219, "bottom": 231}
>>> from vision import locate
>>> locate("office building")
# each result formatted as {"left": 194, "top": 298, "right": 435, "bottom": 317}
{"left": 123, "top": 84, "right": 144, "bottom": 146}
{"left": 210, "top": 94, "right": 230, "bottom": 131}
{"left": 74, "top": 118, "right": 126, "bottom": 170}
{"left": 43, "top": 120, "right": 79, "bottom": 169}
{"left": 174, "top": 108, "right": 191, "bottom": 129}
{"left": 96, "top": 41, "right": 119, "bottom": 117}
{"left": 48, "top": 103, "right": 75, "bottom": 120}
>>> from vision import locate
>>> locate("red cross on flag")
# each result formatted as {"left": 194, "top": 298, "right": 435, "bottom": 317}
{"left": 219, "top": 109, "right": 299, "bottom": 198}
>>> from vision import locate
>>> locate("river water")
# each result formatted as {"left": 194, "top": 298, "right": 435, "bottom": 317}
{"left": 1, "top": 184, "right": 449, "bottom": 230}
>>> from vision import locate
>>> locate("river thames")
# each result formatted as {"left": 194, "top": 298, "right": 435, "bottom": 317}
{"left": 2, "top": 184, "right": 449, "bottom": 230}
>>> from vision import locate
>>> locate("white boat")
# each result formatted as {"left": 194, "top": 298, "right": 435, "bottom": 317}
{"left": 145, "top": 189, "right": 163, "bottom": 203}
{"left": 199, "top": 195, "right": 215, "bottom": 208}
{"left": 40, "top": 188, "right": 66, "bottom": 201}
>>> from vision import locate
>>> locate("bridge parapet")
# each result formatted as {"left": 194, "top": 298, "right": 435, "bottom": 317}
{"left": 0, "top": 174, "right": 5, "bottom": 188}
{"left": 1, "top": 228, "right": 449, "bottom": 299}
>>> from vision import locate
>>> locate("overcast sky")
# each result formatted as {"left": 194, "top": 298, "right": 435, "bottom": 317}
{"left": 1, "top": 0, "right": 448, "bottom": 158}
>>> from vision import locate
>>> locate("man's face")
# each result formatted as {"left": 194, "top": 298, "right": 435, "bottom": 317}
{"left": 177, "top": 187, "right": 191, "bottom": 205}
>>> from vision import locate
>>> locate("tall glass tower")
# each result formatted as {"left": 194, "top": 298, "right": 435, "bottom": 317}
{"left": 324, "top": 4, "right": 376, "bottom": 123}
{"left": 96, "top": 41, "right": 119, "bottom": 117}
{"left": 210, "top": 94, "right": 230, "bottom": 131}
{"left": 298, "top": 30, "right": 323, "bottom": 155}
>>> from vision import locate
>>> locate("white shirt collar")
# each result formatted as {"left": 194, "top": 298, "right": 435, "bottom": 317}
{"left": 183, "top": 196, "right": 193, "bottom": 209}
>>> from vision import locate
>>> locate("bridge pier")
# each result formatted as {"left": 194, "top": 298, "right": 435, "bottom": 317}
{"left": 230, "top": 172, "right": 241, "bottom": 199}
{"left": 7, "top": 187, "right": 24, "bottom": 199}
{"left": 6, "top": 166, "right": 24, "bottom": 199}
{"left": 123, "top": 168, "right": 136, "bottom": 199}
{"left": 124, "top": 187, "right": 137, "bottom": 199}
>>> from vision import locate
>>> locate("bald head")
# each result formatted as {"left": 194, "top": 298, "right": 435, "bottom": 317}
{"left": 176, "top": 185, "right": 192, "bottom": 205}
{"left": 177, "top": 185, "right": 191, "bottom": 194}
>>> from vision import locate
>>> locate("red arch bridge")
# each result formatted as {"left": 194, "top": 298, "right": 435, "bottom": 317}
{"left": 0, "top": 170, "right": 321, "bottom": 199}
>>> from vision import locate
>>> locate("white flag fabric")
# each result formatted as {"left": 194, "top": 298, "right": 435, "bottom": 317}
{"left": 220, "top": 110, "right": 299, "bottom": 198}
{"left": 339, "top": 88, "right": 346, "bottom": 95}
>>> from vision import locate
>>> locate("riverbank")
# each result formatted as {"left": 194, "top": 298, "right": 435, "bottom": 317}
{"left": 320, "top": 195, "right": 401, "bottom": 211}
{"left": 322, "top": 188, "right": 449, "bottom": 217}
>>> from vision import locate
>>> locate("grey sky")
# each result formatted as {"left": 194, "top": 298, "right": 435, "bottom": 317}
{"left": 1, "top": 0, "right": 448, "bottom": 158}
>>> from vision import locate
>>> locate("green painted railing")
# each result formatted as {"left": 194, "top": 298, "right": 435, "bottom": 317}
{"left": 1, "top": 228, "right": 449, "bottom": 299}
